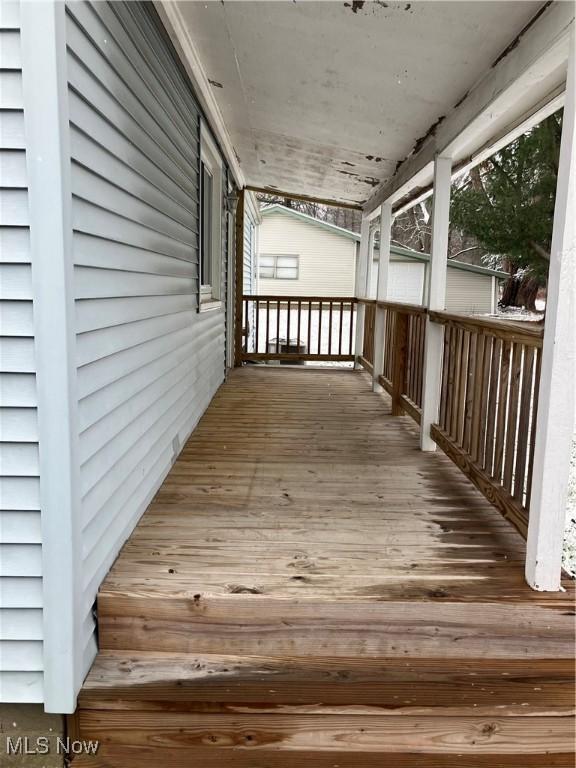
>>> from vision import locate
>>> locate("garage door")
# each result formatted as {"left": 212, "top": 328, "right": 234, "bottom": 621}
{"left": 388, "top": 262, "right": 425, "bottom": 304}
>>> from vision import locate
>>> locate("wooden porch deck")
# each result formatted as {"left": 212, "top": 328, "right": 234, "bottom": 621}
{"left": 75, "top": 367, "right": 575, "bottom": 767}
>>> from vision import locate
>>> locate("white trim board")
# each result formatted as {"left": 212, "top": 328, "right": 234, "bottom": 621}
{"left": 20, "top": 0, "right": 83, "bottom": 713}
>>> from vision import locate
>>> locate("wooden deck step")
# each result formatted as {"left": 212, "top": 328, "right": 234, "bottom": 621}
{"left": 79, "top": 369, "right": 575, "bottom": 767}
{"left": 97, "top": 590, "right": 575, "bottom": 660}
{"left": 80, "top": 651, "right": 575, "bottom": 716}
{"left": 72, "top": 651, "right": 575, "bottom": 767}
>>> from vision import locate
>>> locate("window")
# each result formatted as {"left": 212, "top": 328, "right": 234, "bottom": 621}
{"left": 199, "top": 124, "right": 222, "bottom": 309}
{"left": 259, "top": 254, "right": 299, "bottom": 280}
{"left": 200, "top": 162, "right": 213, "bottom": 288}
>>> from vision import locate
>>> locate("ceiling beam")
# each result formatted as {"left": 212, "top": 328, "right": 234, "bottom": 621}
{"left": 365, "top": 2, "right": 574, "bottom": 214}
{"left": 246, "top": 185, "right": 363, "bottom": 211}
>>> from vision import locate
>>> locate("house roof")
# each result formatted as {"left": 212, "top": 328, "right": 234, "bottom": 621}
{"left": 261, "top": 204, "right": 361, "bottom": 242}
{"left": 385, "top": 243, "right": 509, "bottom": 280}
{"left": 262, "top": 204, "right": 508, "bottom": 280}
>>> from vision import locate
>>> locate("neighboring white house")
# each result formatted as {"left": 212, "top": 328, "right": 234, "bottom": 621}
{"left": 257, "top": 205, "right": 506, "bottom": 313}
{"left": 369, "top": 245, "right": 507, "bottom": 314}
{"left": 257, "top": 205, "right": 358, "bottom": 296}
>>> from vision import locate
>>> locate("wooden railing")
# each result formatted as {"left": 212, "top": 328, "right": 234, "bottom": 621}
{"left": 241, "top": 295, "right": 357, "bottom": 363}
{"left": 429, "top": 312, "right": 543, "bottom": 537}
{"left": 358, "top": 302, "right": 543, "bottom": 536}
{"left": 359, "top": 300, "right": 427, "bottom": 424}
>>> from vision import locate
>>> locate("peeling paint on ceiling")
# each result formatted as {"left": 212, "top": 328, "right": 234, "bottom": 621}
{"left": 176, "top": 1, "right": 548, "bottom": 205}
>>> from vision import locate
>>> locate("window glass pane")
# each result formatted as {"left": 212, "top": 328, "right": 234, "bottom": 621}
{"left": 260, "top": 256, "right": 275, "bottom": 267}
{"left": 276, "top": 267, "right": 298, "bottom": 279}
{"left": 259, "top": 267, "right": 275, "bottom": 278}
{"left": 201, "top": 163, "right": 213, "bottom": 287}
{"left": 276, "top": 256, "right": 297, "bottom": 268}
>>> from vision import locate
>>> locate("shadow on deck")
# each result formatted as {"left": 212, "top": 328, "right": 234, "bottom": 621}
{"left": 74, "top": 366, "right": 575, "bottom": 767}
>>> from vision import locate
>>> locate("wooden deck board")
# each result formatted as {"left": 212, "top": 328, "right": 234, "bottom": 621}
{"left": 78, "top": 367, "right": 574, "bottom": 766}
{"left": 99, "top": 367, "right": 573, "bottom": 610}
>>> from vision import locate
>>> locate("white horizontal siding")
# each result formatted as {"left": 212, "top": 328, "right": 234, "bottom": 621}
{"left": 0, "top": 263, "right": 33, "bottom": 299}
{"left": 0, "top": 509, "right": 41, "bottom": 541}
{"left": 1, "top": 408, "right": 38, "bottom": 442}
{"left": 0, "top": 149, "right": 27, "bottom": 187}
{"left": 0, "top": 28, "right": 20, "bottom": 68}
{"left": 0, "top": 478, "right": 40, "bottom": 510}
{"left": 0, "top": 71, "right": 23, "bottom": 109}
{"left": 0, "top": 300, "right": 34, "bottom": 336}
{"left": 0, "top": 373, "right": 36, "bottom": 407}
{"left": 0, "top": 7, "right": 43, "bottom": 703}
{"left": 446, "top": 268, "right": 494, "bottom": 313}
{"left": 0, "top": 672, "right": 43, "bottom": 703}
{"left": 0, "top": 607, "right": 42, "bottom": 638}
{"left": 0, "top": 227, "right": 30, "bottom": 262}
{"left": 0, "top": 2, "right": 20, "bottom": 28}
{"left": 1, "top": 577, "right": 42, "bottom": 608}
{"left": 0, "top": 640, "right": 43, "bottom": 670}
{"left": 0, "top": 443, "right": 39, "bottom": 476}
{"left": 65, "top": 0, "right": 227, "bottom": 685}
{"left": 258, "top": 212, "right": 356, "bottom": 297}
{"left": 0, "top": 112, "right": 25, "bottom": 149}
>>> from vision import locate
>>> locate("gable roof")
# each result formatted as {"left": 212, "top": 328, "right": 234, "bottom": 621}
{"left": 386, "top": 243, "right": 509, "bottom": 280}
{"left": 260, "top": 204, "right": 360, "bottom": 242}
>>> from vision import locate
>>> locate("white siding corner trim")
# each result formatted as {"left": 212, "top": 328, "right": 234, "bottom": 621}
{"left": 20, "top": 0, "right": 82, "bottom": 713}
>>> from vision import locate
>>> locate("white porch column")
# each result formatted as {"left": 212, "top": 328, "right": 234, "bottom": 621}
{"left": 526, "top": 31, "right": 576, "bottom": 592}
{"left": 354, "top": 215, "right": 371, "bottom": 366}
{"left": 420, "top": 155, "right": 452, "bottom": 451}
{"left": 372, "top": 202, "right": 393, "bottom": 392}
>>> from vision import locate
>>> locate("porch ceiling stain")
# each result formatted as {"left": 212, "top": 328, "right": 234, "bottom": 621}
{"left": 174, "top": 0, "right": 547, "bottom": 205}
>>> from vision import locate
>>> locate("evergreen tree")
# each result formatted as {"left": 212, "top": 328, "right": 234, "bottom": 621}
{"left": 450, "top": 110, "right": 562, "bottom": 311}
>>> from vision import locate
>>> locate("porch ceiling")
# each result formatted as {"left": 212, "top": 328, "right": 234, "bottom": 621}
{"left": 170, "top": 0, "right": 553, "bottom": 207}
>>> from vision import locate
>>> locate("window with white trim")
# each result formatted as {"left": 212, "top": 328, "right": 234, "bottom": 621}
{"left": 199, "top": 124, "right": 222, "bottom": 308}
{"left": 259, "top": 254, "right": 299, "bottom": 280}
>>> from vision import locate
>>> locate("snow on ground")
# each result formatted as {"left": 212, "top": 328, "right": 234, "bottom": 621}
{"left": 563, "top": 441, "right": 576, "bottom": 577}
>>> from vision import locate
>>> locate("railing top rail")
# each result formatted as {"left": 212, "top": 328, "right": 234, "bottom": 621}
{"left": 377, "top": 300, "right": 428, "bottom": 315}
{"left": 429, "top": 310, "right": 544, "bottom": 345}
{"left": 243, "top": 294, "right": 357, "bottom": 302}
{"left": 357, "top": 297, "right": 428, "bottom": 315}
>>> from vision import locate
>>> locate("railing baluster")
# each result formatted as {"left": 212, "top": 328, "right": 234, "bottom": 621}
{"left": 349, "top": 301, "right": 355, "bottom": 355}
{"left": 338, "top": 301, "right": 344, "bottom": 355}
{"left": 494, "top": 339, "right": 512, "bottom": 483}
{"left": 503, "top": 343, "right": 522, "bottom": 494}
{"left": 514, "top": 345, "right": 535, "bottom": 504}
{"left": 296, "top": 299, "right": 302, "bottom": 349}
{"left": 266, "top": 300, "right": 270, "bottom": 355}
{"left": 286, "top": 299, "right": 291, "bottom": 355}
{"left": 328, "top": 300, "right": 333, "bottom": 356}
{"left": 462, "top": 331, "right": 476, "bottom": 453}
{"left": 525, "top": 348, "right": 542, "bottom": 510}
{"left": 275, "top": 299, "right": 280, "bottom": 355}
{"left": 307, "top": 301, "right": 312, "bottom": 356}
{"left": 439, "top": 324, "right": 451, "bottom": 430}
{"left": 318, "top": 300, "right": 323, "bottom": 355}
{"left": 254, "top": 298, "right": 259, "bottom": 355}
{"left": 484, "top": 337, "right": 502, "bottom": 476}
